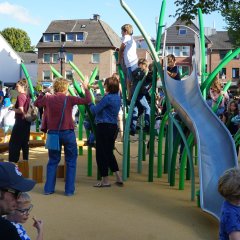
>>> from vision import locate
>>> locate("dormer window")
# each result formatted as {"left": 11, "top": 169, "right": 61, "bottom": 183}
{"left": 76, "top": 33, "right": 84, "bottom": 41}
{"left": 66, "top": 33, "right": 74, "bottom": 41}
{"left": 43, "top": 34, "right": 52, "bottom": 42}
{"left": 179, "top": 28, "right": 187, "bottom": 35}
{"left": 53, "top": 34, "right": 60, "bottom": 42}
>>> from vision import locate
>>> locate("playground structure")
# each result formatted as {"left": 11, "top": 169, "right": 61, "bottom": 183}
{"left": 118, "top": 0, "right": 240, "bottom": 220}
{"left": 1, "top": 0, "right": 239, "bottom": 224}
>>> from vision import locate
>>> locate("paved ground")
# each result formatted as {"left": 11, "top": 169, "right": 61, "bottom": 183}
{"left": 2, "top": 141, "right": 219, "bottom": 240}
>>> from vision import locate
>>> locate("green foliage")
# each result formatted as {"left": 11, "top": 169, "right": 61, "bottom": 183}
{"left": 1, "top": 27, "right": 34, "bottom": 52}
{"left": 173, "top": 0, "right": 240, "bottom": 47}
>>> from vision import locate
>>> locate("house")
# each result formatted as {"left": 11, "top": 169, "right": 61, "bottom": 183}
{"left": 0, "top": 33, "right": 22, "bottom": 86}
{"left": 36, "top": 14, "right": 122, "bottom": 82}
{"left": 207, "top": 31, "right": 240, "bottom": 84}
{"left": 163, "top": 19, "right": 211, "bottom": 76}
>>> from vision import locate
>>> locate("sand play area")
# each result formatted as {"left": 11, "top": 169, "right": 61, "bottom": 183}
{"left": 1, "top": 140, "right": 220, "bottom": 240}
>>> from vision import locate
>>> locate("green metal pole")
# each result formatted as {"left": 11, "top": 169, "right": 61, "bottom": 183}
{"left": 21, "top": 63, "right": 39, "bottom": 132}
{"left": 157, "top": 112, "right": 168, "bottom": 178}
{"left": 97, "top": 80, "right": 105, "bottom": 96}
{"left": 201, "top": 48, "right": 240, "bottom": 93}
{"left": 200, "top": 50, "right": 232, "bottom": 91}
{"left": 89, "top": 67, "right": 99, "bottom": 85}
{"left": 68, "top": 61, "right": 85, "bottom": 80}
{"left": 148, "top": 0, "right": 166, "bottom": 182}
{"left": 122, "top": 75, "right": 146, "bottom": 180}
{"left": 137, "top": 115, "right": 144, "bottom": 173}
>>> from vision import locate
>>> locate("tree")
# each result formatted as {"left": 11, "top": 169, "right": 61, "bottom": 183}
{"left": 0, "top": 27, "right": 34, "bottom": 52}
{"left": 173, "top": 0, "right": 240, "bottom": 47}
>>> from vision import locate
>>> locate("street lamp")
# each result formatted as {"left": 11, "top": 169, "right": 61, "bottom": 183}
{"left": 58, "top": 45, "right": 66, "bottom": 76}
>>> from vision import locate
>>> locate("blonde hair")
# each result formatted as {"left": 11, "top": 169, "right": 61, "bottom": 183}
{"left": 211, "top": 77, "right": 222, "bottom": 93}
{"left": 16, "top": 192, "right": 31, "bottom": 207}
{"left": 121, "top": 24, "right": 133, "bottom": 35}
{"left": 218, "top": 168, "right": 240, "bottom": 202}
{"left": 53, "top": 78, "right": 69, "bottom": 93}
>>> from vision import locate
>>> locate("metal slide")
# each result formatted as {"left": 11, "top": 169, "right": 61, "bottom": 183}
{"left": 164, "top": 66, "right": 238, "bottom": 220}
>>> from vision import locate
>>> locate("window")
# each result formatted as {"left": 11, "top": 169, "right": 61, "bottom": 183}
{"left": 76, "top": 33, "right": 84, "bottom": 41}
{"left": 66, "top": 33, "right": 74, "bottom": 41}
{"left": 92, "top": 53, "right": 100, "bottom": 63}
{"left": 43, "top": 53, "right": 51, "bottom": 63}
{"left": 66, "top": 53, "right": 73, "bottom": 62}
{"left": 173, "top": 46, "right": 181, "bottom": 57}
{"left": 66, "top": 70, "right": 73, "bottom": 80}
{"left": 166, "top": 46, "right": 173, "bottom": 55}
{"left": 179, "top": 28, "right": 187, "bottom": 35}
{"left": 219, "top": 51, "right": 228, "bottom": 60}
{"left": 43, "top": 34, "right": 52, "bottom": 42}
{"left": 43, "top": 70, "right": 51, "bottom": 81}
{"left": 182, "top": 46, "right": 190, "bottom": 56}
{"left": 53, "top": 34, "right": 60, "bottom": 42}
{"left": 232, "top": 68, "right": 239, "bottom": 79}
{"left": 219, "top": 68, "right": 226, "bottom": 79}
{"left": 52, "top": 53, "right": 59, "bottom": 63}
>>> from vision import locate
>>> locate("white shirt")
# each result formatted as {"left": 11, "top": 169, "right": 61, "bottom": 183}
{"left": 122, "top": 35, "right": 138, "bottom": 70}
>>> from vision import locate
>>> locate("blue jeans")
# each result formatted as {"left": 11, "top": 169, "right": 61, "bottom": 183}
{"left": 44, "top": 130, "right": 78, "bottom": 194}
{"left": 131, "top": 95, "right": 150, "bottom": 131}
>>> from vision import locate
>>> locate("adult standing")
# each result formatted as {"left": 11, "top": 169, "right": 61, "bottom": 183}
{"left": 0, "top": 162, "right": 36, "bottom": 240}
{"left": 9, "top": 79, "right": 31, "bottom": 163}
{"left": 34, "top": 78, "right": 91, "bottom": 196}
{"left": 90, "top": 76, "right": 123, "bottom": 187}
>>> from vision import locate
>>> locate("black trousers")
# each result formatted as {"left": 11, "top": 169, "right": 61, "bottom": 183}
{"left": 96, "top": 123, "right": 119, "bottom": 177}
{"left": 9, "top": 118, "right": 31, "bottom": 162}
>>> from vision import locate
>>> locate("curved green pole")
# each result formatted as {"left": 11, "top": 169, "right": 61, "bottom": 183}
{"left": 212, "top": 80, "right": 231, "bottom": 113}
{"left": 137, "top": 115, "right": 144, "bottom": 173}
{"left": 68, "top": 61, "right": 85, "bottom": 81}
{"left": 21, "top": 63, "right": 39, "bottom": 132}
{"left": 234, "top": 129, "right": 240, "bottom": 142}
{"left": 200, "top": 50, "right": 232, "bottom": 92}
{"left": 201, "top": 48, "right": 240, "bottom": 93}
{"left": 122, "top": 75, "right": 146, "bottom": 180}
{"left": 89, "top": 67, "right": 99, "bottom": 85}
{"left": 179, "top": 133, "right": 194, "bottom": 189}
{"left": 157, "top": 111, "right": 168, "bottom": 178}
{"left": 148, "top": 0, "right": 167, "bottom": 182}
{"left": 170, "top": 131, "right": 181, "bottom": 186}
{"left": 98, "top": 80, "right": 105, "bottom": 96}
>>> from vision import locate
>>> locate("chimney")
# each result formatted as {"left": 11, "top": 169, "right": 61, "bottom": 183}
{"left": 93, "top": 14, "right": 100, "bottom": 21}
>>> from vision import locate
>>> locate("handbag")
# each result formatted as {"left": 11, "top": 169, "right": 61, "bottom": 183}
{"left": 45, "top": 97, "right": 68, "bottom": 151}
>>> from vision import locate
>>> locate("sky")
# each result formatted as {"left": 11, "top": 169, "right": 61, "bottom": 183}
{"left": 0, "top": 0, "right": 227, "bottom": 46}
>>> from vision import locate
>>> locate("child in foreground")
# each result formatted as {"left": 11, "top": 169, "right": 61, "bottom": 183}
{"left": 6, "top": 192, "right": 43, "bottom": 240}
{"left": 218, "top": 168, "right": 240, "bottom": 240}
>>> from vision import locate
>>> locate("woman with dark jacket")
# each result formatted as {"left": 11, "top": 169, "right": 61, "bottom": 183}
{"left": 35, "top": 78, "right": 91, "bottom": 196}
{"left": 90, "top": 76, "right": 123, "bottom": 187}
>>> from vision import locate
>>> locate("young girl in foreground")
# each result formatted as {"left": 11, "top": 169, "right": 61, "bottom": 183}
{"left": 218, "top": 168, "right": 240, "bottom": 240}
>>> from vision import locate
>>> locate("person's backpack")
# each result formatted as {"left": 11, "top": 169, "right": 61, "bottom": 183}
{"left": 25, "top": 101, "right": 38, "bottom": 122}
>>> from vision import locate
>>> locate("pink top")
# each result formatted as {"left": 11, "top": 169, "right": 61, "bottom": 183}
{"left": 34, "top": 90, "right": 91, "bottom": 130}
